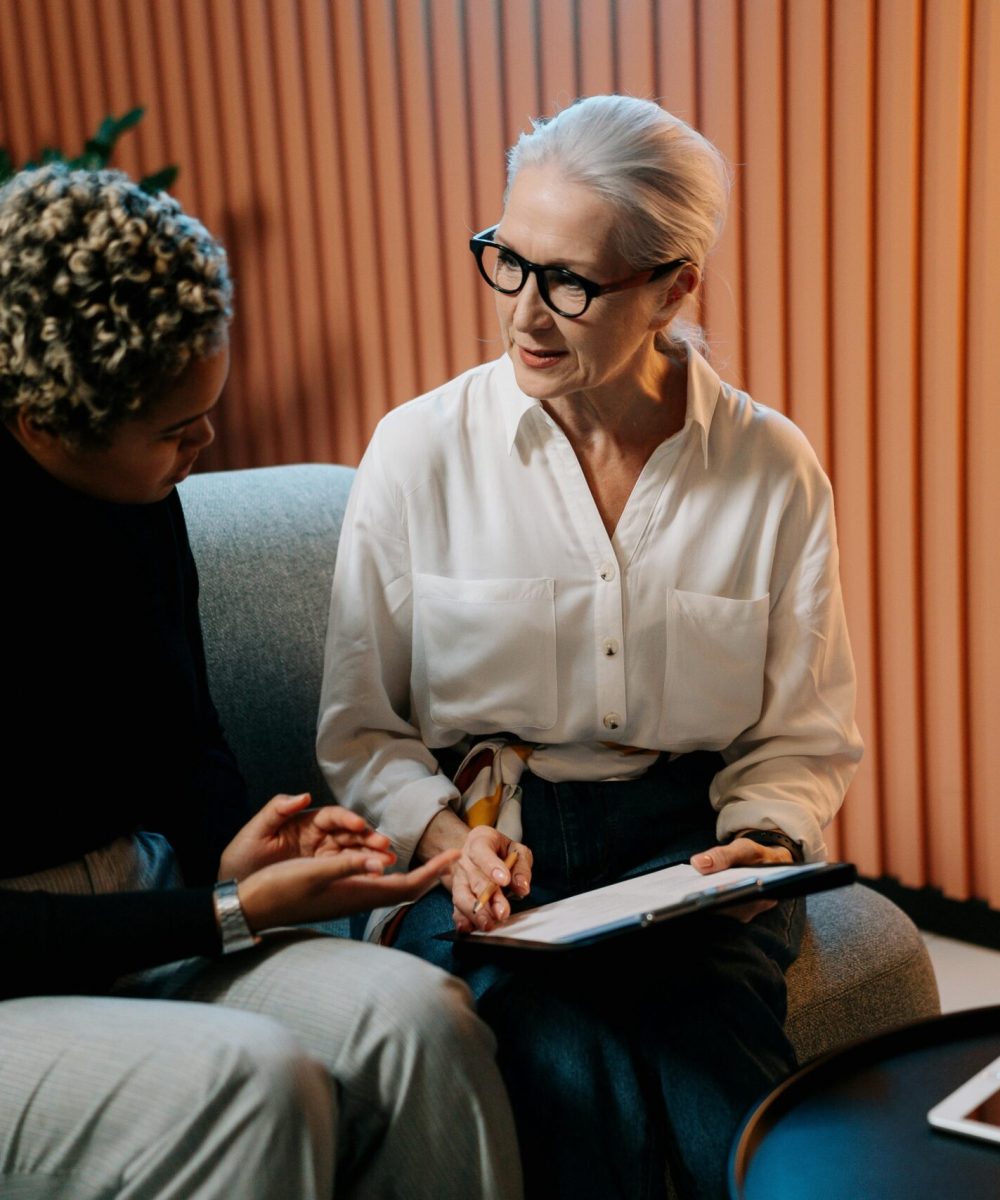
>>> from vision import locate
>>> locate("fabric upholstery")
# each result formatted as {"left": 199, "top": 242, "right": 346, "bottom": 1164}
{"left": 181, "top": 463, "right": 940, "bottom": 1062}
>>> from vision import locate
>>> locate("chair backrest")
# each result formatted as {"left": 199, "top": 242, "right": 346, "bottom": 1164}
{"left": 180, "top": 463, "right": 355, "bottom": 810}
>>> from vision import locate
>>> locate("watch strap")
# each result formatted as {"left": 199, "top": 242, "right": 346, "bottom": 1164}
{"left": 734, "top": 829, "right": 804, "bottom": 862}
{"left": 213, "top": 879, "right": 260, "bottom": 954}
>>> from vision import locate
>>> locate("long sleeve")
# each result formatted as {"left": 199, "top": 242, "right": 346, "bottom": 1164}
{"left": 317, "top": 350, "right": 861, "bottom": 869}
{"left": 709, "top": 461, "right": 862, "bottom": 859}
{"left": 1, "top": 888, "right": 220, "bottom": 1000}
{"left": 317, "top": 437, "right": 458, "bottom": 869}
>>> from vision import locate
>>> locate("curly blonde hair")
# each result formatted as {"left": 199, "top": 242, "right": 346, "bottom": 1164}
{"left": 0, "top": 165, "right": 232, "bottom": 442}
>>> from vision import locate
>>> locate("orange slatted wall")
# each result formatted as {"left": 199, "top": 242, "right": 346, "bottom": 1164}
{"left": 1, "top": 0, "right": 998, "bottom": 907}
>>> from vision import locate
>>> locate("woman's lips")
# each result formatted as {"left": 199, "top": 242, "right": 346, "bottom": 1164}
{"left": 170, "top": 457, "right": 198, "bottom": 484}
{"left": 518, "top": 345, "right": 567, "bottom": 369}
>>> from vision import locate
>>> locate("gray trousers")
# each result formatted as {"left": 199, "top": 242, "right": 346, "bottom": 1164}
{"left": 1, "top": 838, "right": 522, "bottom": 1200}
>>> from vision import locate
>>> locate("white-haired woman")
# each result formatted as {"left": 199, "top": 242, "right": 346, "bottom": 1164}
{"left": 319, "top": 95, "right": 862, "bottom": 1199}
{"left": 0, "top": 166, "right": 521, "bottom": 1200}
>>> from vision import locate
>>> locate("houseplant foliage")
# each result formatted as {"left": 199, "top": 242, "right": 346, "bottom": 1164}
{"left": 0, "top": 106, "right": 178, "bottom": 192}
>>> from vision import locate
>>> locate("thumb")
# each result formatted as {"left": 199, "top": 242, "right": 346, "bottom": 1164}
{"left": 251, "top": 792, "right": 312, "bottom": 836}
{"left": 691, "top": 843, "right": 735, "bottom": 874}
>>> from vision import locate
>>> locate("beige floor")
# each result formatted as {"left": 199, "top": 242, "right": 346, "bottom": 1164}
{"left": 922, "top": 933, "right": 1000, "bottom": 1013}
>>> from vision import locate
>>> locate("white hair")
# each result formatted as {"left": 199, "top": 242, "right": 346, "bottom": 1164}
{"left": 506, "top": 95, "right": 731, "bottom": 349}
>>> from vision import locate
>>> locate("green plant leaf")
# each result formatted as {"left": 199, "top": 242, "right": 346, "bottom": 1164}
{"left": 94, "top": 115, "right": 118, "bottom": 144}
{"left": 112, "top": 106, "right": 145, "bottom": 135}
{"left": 139, "top": 164, "right": 179, "bottom": 194}
{"left": 83, "top": 138, "right": 112, "bottom": 165}
{"left": 3, "top": 107, "right": 174, "bottom": 189}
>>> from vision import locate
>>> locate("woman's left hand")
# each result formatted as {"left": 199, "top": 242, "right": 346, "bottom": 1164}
{"left": 690, "top": 836, "right": 794, "bottom": 923}
{"left": 218, "top": 793, "right": 395, "bottom": 881}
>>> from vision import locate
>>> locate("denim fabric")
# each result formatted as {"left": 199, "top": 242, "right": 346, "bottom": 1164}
{"left": 394, "top": 752, "right": 805, "bottom": 1200}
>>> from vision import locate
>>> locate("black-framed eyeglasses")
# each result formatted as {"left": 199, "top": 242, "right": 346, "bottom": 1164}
{"left": 469, "top": 224, "right": 688, "bottom": 318}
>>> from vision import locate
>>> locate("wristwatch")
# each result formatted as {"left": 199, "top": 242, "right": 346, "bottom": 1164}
{"left": 212, "top": 879, "right": 261, "bottom": 954}
{"left": 735, "top": 829, "right": 804, "bottom": 862}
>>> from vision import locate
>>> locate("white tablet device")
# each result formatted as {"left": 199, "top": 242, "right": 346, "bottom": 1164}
{"left": 927, "top": 1054, "right": 1000, "bottom": 1146}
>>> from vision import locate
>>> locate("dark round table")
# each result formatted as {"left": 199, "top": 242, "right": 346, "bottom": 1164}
{"left": 730, "top": 1005, "right": 1000, "bottom": 1198}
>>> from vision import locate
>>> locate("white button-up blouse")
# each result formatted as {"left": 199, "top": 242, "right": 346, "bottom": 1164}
{"left": 317, "top": 346, "right": 863, "bottom": 867}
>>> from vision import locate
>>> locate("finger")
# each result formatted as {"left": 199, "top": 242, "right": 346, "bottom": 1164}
{"left": 308, "top": 805, "right": 373, "bottom": 836}
{"left": 449, "top": 869, "right": 484, "bottom": 923}
{"left": 315, "top": 843, "right": 397, "bottom": 870}
{"left": 250, "top": 792, "right": 313, "bottom": 837}
{"left": 691, "top": 845, "right": 730, "bottom": 874}
{"left": 489, "top": 889, "right": 511, "bottom": 922}
{"left": 508, "top": 842, "right": 533, "bottom": 895}
{"left": 693, "top": 838, "right": 792, "bottom": 874}
{"left": 452, "top": 907, "right": 473, "bottom": 934}
{"left": 373, "top": 853, "right": 458, "bottom": 904}
{"left": 308, "top": 847, "right": 391, "bottom": 880}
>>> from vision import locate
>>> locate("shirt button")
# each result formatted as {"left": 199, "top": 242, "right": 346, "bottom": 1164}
{"left": 603, "top": 712, "right": 622, "bottom": 730}
{"left": 599, "top": 563, "right": 616, "bottom": 582}
{"left": 602, "top": 639, "right": 619, "bottom": 656}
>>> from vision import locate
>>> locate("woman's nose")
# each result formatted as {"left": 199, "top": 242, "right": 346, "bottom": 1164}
{"left": 511, "top": 271, "right": 554, "bottom": 329}
{"left": 185, "top": 415, "right": 215, "bottom": 450}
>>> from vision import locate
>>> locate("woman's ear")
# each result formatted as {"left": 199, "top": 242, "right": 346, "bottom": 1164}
{"left": 12, "top": 407, "right": 54, "bottom": 450}
{"left": 650, "top": 262, "right": 701, "bottom": 331}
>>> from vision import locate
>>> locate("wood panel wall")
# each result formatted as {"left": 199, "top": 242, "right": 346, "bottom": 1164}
{"left": 1, "top": 0, "right": 998, "bottom": 908}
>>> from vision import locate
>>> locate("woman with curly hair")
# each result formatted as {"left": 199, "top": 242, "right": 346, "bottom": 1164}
{"left": 0, "top": 166, "right": 520, "bottom": 1200}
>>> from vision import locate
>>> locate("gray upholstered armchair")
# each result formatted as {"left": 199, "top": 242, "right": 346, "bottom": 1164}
{"left": 181, "top": 463, "right": 940, "bottom": 1071}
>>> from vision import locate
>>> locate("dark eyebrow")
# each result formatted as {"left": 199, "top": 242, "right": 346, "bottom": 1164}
{"left": 492, "top": 231, "right": 581, "bottom": 275}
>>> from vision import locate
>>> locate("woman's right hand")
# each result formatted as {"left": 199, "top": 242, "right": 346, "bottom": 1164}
{"left": 413, "top": 808, "right": 533, "bottom": 932}
{"left": 448, "top": 825, "right": 533, "bottom": 933}
{"left": 236, "top": 847, "right": 459, "bottom": 933}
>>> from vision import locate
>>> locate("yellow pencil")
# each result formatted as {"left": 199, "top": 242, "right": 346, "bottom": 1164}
{"left": 472, "top": 850, "right": 519, "bottom": 915}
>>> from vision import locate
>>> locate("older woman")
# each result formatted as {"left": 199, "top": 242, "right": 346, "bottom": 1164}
{"left": 319, "top": 95, "right": 861, "bottom": 1200}
{"left": 0, "top": 165, "right": 520, "bottom": 1200}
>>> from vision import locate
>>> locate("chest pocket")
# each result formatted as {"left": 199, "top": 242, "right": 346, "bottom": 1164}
{"left": 661, "top": 588, "right": 770, "bottom": 749}
{"left": 414, "top": 573, "right": 557, "bottom": 732}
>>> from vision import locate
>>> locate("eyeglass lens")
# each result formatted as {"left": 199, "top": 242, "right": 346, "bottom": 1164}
{"left": 477, "top": 243, "right": 589, "bottom": 317}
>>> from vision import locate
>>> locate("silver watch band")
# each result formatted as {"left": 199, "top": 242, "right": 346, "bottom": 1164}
{"left": 213, "top": 879, "right": 260, "bottom": 954}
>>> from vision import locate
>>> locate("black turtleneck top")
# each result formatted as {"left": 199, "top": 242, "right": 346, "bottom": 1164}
{"left": 2, "top": 427, "right": 251, "bottom": 998}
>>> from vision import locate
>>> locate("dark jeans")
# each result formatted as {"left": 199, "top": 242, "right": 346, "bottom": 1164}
{"left": 394, "top": 752, "right": 804, "bottom": 1200}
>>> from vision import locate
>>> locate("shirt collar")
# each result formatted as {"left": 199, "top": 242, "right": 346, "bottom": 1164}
{"left": 499, "top": 340, "right": 723, "bottom": 464}
{"left": 497, "top": 355, "right": 544, "bottom": 453}
{"left": 683, "top": 342, "right": 722, "bottom": 469}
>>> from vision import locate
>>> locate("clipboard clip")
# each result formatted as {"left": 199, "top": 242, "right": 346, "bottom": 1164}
{"left": 640, "top": 878, "right": 762, "bottom": 927}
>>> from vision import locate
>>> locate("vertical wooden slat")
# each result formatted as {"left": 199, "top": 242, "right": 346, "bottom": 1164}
{"left": 537, "top": 0, "right": 578, "bottom": 110}
{"left": 829, "top": 0, "right": 881, "bottom": 877}
{"left": 919, "top": 0, "right": 973, "bottom": 898}
{"left": 395, "top": 0, "right": 455, "bottom": 404}
{"left": 616, "top": 0, "right": 657, "bottom": 100}
{"left": 784, "top": 0, "right": 830, "bottom": 468}
{"left": 654, "top": 0, "right": 698, "bottom": 124}
{"left": 579, "top": 0, "right": 616, "bottom": 98}
{"left": 0, "top": 1, "right": 35, "bottom": 155}
{"left": 966, "top": 0, "right": 1000, "bottom": 909}
{"left": 498, "top": 0, "right": 540, "bottom": 141}
{"left": 198, "top": 0, "right": 270, "bottom": 470}
{"left": 0, "top": 0, "right": 996, "bottom": 909}
{"left": 739, "top": 0, "right": 785, "bottom": 415}
{"left": 465, "top": 0, "right": 508, "bottom": 346}
{"left": 330, "top": 0, "right": 389, "bottom": 440}
{"left": 426, "top": 0, "right": 481, "bottom": 380}
{"left": 873, "top": 0, "right": 926, "bottom": 888}
{"left": 695, "top": 0, "right": 744, "bottom": 386}
{"left": 39, "top": 0, "right": 88, "bottom": 157}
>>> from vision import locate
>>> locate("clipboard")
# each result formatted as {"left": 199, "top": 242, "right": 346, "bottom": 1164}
{"left": 437, "top": 860, "right": 856, "bottom": 953}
